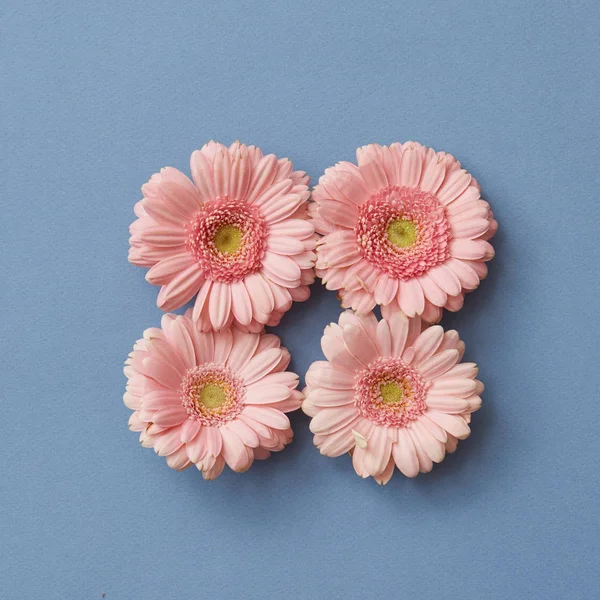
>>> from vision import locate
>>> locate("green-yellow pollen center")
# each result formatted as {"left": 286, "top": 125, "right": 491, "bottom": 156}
{"left": 387, "top": 218, "right": 417, "bottom": 248}
{"left": 198, "top": 383, "right": 227, "bottom": 409}
{"left": 380, "top": 381, "right": 404, "bottom": 404}
{"left": 214, "top": 224, "right": 242, "bottom": 254}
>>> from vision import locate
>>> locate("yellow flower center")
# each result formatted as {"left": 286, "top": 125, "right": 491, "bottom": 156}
{"left": 379, "top": 381, "right": 404, "bottom": 404}
{"left": 387, "top": 218, "right": 417, "bottom": 248}
{"left": 198, "top": 383, "right": 227, "bottom": 409}
{"left": 214, "top": 224, "right": 242, "bottom": 254}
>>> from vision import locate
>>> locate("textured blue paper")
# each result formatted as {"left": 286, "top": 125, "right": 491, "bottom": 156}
{"left": 2, "top": 1, "right": 600, "bottom": 598}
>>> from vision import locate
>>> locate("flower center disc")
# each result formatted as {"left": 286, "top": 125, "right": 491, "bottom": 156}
{"left": 380, "top": 381, "right": 404, "bottom": 404}
{"left": 355, "top": 186, "right": 451, "bottom": 280}
{"left": 180, "top": 364, "right": 245, "bottom": 425}
{"left": 213, "top": 224, "right": 242, "bottom": 255}
{"left": 187, "top": 196, "right": 267, "bottom": 283}
{"left": 386, "top": 218, "right": 417, "bottom": 248}
{"left": 354, "top": 356, "right": 427, "bottom": 427}
{"left": 198, "top": 383, "right": 227, "bottom": 409}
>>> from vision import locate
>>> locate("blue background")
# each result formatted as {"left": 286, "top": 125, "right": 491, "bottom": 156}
{"left": 2, "top": 1, "right": 599, "bottom": 598}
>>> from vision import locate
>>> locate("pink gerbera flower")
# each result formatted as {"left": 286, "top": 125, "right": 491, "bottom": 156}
{"left": 311, "top": 142, "right": 498, "bottom": 323}
{"left": 124, "top": 311, "right": 303, "bottom": 479}
{"left": 302, "top": 310, "right": 483, "bottom": 484}
{"left": 129, "top": 141, "right": 317, "bottom": 332}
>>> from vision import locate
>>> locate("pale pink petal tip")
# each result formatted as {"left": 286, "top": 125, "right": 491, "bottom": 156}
{"left": 311, "top": 142, "right": 497, "bottom": 322}
{"left": 124, "top": 313, "right": 302, "bottom": 479}
{"left": 129, "top": 141, "right": 317, "bottom": 332}
{"left": 303, "top": 309, "right": 482, "bottom": 484}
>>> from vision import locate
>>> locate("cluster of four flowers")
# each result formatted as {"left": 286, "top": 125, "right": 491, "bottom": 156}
{"left": 125, "top": 140, "right": 496, "bottom": 484}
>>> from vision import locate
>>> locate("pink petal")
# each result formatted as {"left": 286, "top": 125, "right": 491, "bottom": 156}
{"left": 201, "top": 456, "right": 226, "bottom": 480}
{"left": 246, "top": 371, "right": 297, "bottom": 389}
{"left": 321, "top": 333, "right": 364, "bottom": 373}
{"left": 398, "top": 278, "right": 426, "bottom": 316}
{"left": 226, "top": 329, "right": 260, "bottom": 372}
{"left": 362, "top": 426, "right": 392, "bottom": 476}
{"left": 374, "top": 457, "right": 395, "bottom": 485}
{"left": 411, "top": 420, "right": 445, "bottom": 463}
{"left": 418, "top": 349, "right": 460, "bottom": 379}
{"left": 209, "top": 331, "right": 231, "bottom": 367}
{"left": 261, "top": 193, "right": 304, "bottom": 223}
{"left": 192, "top": 279, "right": 213, "bottom": 323}
{"left": 146, "top": 337, "right": 187, "bottom": 376}
{"left": 245, "top": 384, "right": 290, "bottom": 405}
{"left": 309, "top": 405, "right": 358, "bottom": 434}
{"left": 373, "top": 275, "right": 398, "bottom": 306}
{"left": 419, "top": 148, "right": 446, "bottom": 193}
{"left": 261, "top": 251, "right": 301, "bottom": 283}
{"left": 375, "top": 319, "right": 392, "bottom": 357}
{"left": 437, "top": 169, "right": 471, "bottom": 205}
{"left": 153, "top": 406, "right": 188, "bottom": 428}
{"left": 143, "top": 389, "right": 182, "bottom": 410}
{"left": 411, "top": 325, "right": 444, "bottom": 364}
{"left": 208, "top": 282, "right": 231, "bottom": 330}
{"left": 156, "top": 264, "right": 204, "bottom": 311}
{"left": 240, "top": 347, "right": 282, "bottom": 384}
{"left": 269, "top": 219, "right": 314, "bottom": 238}
{"left": 449, "top": 239, "right": 486, "bottom": 260}
{"left": 153, "top": 428, "right": 183, "bottom": 456}
{"left": 315, "top": 426, "right": 357, "bottom": 457}
{"left": 139, "top": 226, "right": 188, "bottom": 248}
{"left": 203, "top": 426, "right": 223, "bottom": 456}
{"left": 387, "top": 310, "right": 409, "bottom": 357}
{"left": 318, "top": 199, "right": 358, "bottom": 229}
{"left": 407, "top": 427, "right": 433, "bottom": 473}
{"left": 417, "top": 274, "right": 447, "bottom": 307}
{"left": 446, "top": 258, "right": 480, "bottom": 290}
{"left": 426, "top": 411, "right": 471, "bottom": 439}
{"left": 190, "top": 149, "right": 216, "bottom": 203}
{"left": 425, "top": 395, "right": 470, "bottom": 414}
{"left": 158, "top": 171, "right": 203, "bottom": 217}
{"left": 165, "top": 317, "right": 196, "bottom": 369}
{"left": 142, "top": 357, "right": 182, "bottom": 390}
{"left": 165, "top": 446, "right": 191, "bottom": 471}
{"left": 246, "top": 154, "right": 278, "bottom": 203}
{"left": 242, "top": 405, "right": 290, "bottom": 430}
{"left": 357, "top": 146, "right": 388, "bottom": 190}
{"left": 212, "top": 146, "right": 231, "bottom": 198}
{"left": 451, "top": 217, "right": 490, "bottom": 239}
{"left": 342, "top": 324, "right": 379, "bottom": 366}
{"left": 223, "top": 419, "right": 259, "bottom": 448}
{"left": 238, "top": 413, "right": 272, "bottom": 439}
{"left": 229, "top": 147, "right": 251, "bottom": 201}
{"left": 305, "top": 362, "right": 355, "bottom": 389}
{"left": 429, "top": 378, "right": 478, "bottom": 397}
{"left": 230, "top": 279, "right": 253, "bottom": 326}
{"left": 180, "top": 419, "right": 201, "bottom": 443}
{"left": 427, "top": 264, "right": 462, "bottom": 297}
{"left": 191, "top": 331, "right": 214, "bottom": 366}
{"left": 308, "top": 388, "right": 354, "bottom": 408}
{"left": 255, "top": 178, "right": 294, "bottom": 209}
{"left": 244, "top": 272, "right": 275, "bottom": 316}
{"left": 379, "top": 145, "right": 400, "bottom": 186}
{"left": 420, "top": 415, "right": 448, "bottom": 443}
{"left": 220, "top": 427, "right": 251, "bottom": 471}
{"left": 399, "top": 142, "right": 423, "bottom": 187}
{"left": 440, "top": 363, "right": 478, "bottom": 379}
{"left": 267, "top": 234, "right": 305, "bottom": 255}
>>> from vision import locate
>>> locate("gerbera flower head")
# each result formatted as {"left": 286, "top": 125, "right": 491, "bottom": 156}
{"left": 129, "top": 141, "right": 317, "bottom": 332}
{"left": 302, "top": 310, "right": 483, "bottom": 484}
{"left": 311, "top": 142, "right": 498, "bottom": 323}
{"left": 124, "top": 311, "right": 303, "bottom": 479}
